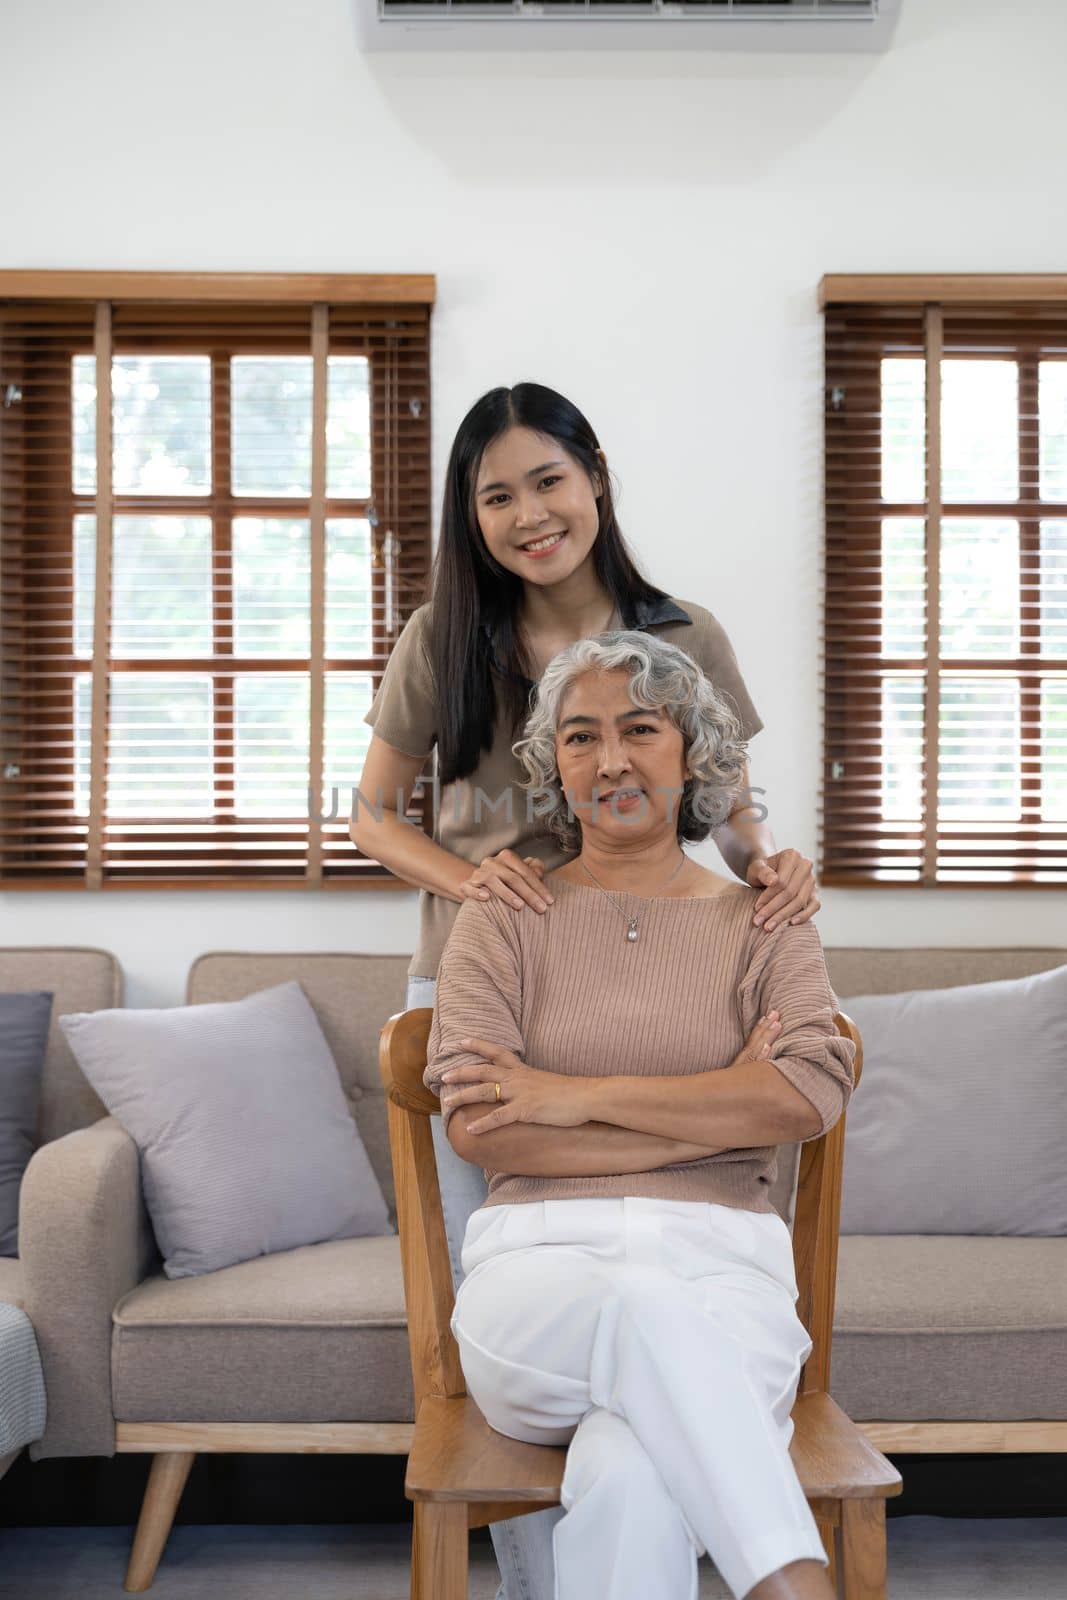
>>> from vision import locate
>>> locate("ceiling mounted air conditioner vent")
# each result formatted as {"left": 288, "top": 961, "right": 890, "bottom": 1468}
{"left": 358, "top": 0, "right": 901, "bottom": 51}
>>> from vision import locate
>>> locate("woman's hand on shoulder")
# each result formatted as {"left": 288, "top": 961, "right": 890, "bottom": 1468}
{"left": 745, "top": 848, "right": 820, "bottom": 933}
{"left": 459, "top": 850, "right": 555, "bottom": 914}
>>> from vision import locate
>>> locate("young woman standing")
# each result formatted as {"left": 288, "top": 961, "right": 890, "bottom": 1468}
{"left": 351, "top": 382, "right": 821, "bottom": 1600}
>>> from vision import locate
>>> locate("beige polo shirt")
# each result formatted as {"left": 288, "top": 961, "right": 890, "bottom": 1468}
{"left": 362, "top": 593, "right": 764, "bottom": 980}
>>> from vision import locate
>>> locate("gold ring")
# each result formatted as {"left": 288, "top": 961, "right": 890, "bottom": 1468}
{"left": 494, "top": 1082, "right": 502, "bottom": 1102}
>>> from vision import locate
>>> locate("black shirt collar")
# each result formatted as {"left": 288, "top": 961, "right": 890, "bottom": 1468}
{"left": 627, "top": 594, "right": 692, "bottom": 629}
{"left": 481, "top": 594, "right": 693, "bottom": 686}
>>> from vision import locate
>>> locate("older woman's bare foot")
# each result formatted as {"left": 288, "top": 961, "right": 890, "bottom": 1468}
{"left": 742, "top": 1556, "right": 836, "bottom": 1600}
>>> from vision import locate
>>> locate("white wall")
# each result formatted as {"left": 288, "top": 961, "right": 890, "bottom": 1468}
{"left": 2, "top": 0, "right": 1064, "bottom": 1006}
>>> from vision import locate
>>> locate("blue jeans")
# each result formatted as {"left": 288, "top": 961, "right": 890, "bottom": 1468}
{"left": 406, "top": 976, "right": 562, "bottom": 1600}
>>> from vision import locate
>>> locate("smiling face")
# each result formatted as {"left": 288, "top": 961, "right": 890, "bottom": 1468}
{"left": 554, "top": 667, "right": 689, "bottom": 844}
{"left": 474, "top": 425, "right": 603, "bottom": 584}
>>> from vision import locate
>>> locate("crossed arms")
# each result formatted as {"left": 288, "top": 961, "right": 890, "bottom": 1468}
{"left": 444, "top": 1050, "right": 823, "bottom": 1179}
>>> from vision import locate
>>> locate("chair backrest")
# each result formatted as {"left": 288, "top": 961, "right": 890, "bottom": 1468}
{"left": 0, "top": 946, "right": 122, "bottom": 1146}
{"left": 379, "top": 1007, "right": 864, "bottom": 1407}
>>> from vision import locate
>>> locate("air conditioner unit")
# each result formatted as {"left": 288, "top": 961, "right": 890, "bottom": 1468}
{"left": 356, "top": 0, "right": 902, "bottom": 53}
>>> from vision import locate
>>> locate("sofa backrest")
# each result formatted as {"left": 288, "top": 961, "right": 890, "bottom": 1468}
{"left": 187, "top": 951, "right": 411, "bottom": 1219}
{"left": 0, "top": 946, "right": 122, "bottom": 1146}
{"left": 6, "top": 940, "right": 1064, "bottom": 1202}
{"left": 824, "top": 946, "right": 1067, "bottom": 998}
{"left": 178, "top": 943, "right": 1067, "bottom": 1232}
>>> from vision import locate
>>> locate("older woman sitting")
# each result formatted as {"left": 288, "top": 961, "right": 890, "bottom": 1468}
{"left": 424, "top": 630, "right": 854, "bottom": 1600}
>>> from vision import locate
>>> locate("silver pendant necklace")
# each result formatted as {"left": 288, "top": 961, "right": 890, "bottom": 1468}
{"left": 579, "top": 851, "right": 688, "bottom": 942}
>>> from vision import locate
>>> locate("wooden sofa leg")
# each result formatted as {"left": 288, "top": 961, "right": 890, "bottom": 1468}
{"left": 412, "top": 1502, "right": 467, "bottom": 1600}
{"left": 838, "top": 1496, "right": 887, "bottom": 1600}
{"left": 124, "top": 1451, "right": 196, "bottom": 1592}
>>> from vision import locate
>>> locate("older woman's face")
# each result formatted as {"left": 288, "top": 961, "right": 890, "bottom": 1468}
{"left": 555, "top": 668, "right": 688, "bottom": 841}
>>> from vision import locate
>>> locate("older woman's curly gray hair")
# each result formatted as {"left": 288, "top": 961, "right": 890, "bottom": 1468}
{"left": 512, "top": 630, "right": 748, "bottom": 855}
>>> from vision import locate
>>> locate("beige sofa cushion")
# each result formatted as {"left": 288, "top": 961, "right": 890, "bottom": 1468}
{"left": 830, "top": 1235, "right": 1067, "bottom": 1421}
{"left": 109, "top": 1230, "right": 1067, "bottom": 1428}
{"left": 111, "top": 1235, "right": 413, "bottom": 1424}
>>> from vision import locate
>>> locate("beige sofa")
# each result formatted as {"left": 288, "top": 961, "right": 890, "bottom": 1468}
{"left": 17, "top": 952, "right": 416, "bottom": 1590}
{"left": 820, "top": 945, "right": 1067, "bottom": 1458}
{"left": 0, "top": 946, "right": 122, "bottom": 1483}
{"left": 7, "top": 942, "right": 1067, "bottom": 1586}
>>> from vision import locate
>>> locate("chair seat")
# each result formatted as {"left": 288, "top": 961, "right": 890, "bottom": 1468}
{"left": 406, "top": 1396, "right": 565, "bottom": 1504}
{"left": 405, "top": 1391, "right": 901, "bottom": 1505}
{"left": 788, "top": 1392, "right": 902, "bottom": 1500}
{"left": 111, "top": 1235, "right": 414, "bottom": 1424}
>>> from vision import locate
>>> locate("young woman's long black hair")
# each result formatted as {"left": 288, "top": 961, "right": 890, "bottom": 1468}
{"left": 427, "top": 382, "right": 671, "bottom": 787}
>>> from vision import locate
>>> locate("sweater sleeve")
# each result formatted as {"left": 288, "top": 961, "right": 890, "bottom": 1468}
{"left": 424, "top": 897, "right": 525, "bottom": 1134}
{"left": 737, "top": 920, "right": 856, "bottom": 1141}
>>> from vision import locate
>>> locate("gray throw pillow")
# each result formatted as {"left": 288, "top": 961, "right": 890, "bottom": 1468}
{"left": 839, "top": 962, "right": 1067, "bottom": 1236}
{"left": 0, "top": 991, "right": 54, "bottom": 1257}
{"left": 59, "top": 980, "right": 392, "bottom": 1279}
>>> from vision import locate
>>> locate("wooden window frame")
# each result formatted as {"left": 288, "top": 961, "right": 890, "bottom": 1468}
{"left": 0, "top": 271, "right": 435, "bottom": 890}
{"left": 820, "top": 274, "right": 1067, "bottom": 889}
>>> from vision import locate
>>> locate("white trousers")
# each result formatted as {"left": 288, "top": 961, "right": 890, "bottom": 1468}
{"left": 451, "top": 1196, "right": 829, "bottom": 1600}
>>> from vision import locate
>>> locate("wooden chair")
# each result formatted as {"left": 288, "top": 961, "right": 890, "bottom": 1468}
{"left": 379, "top": 1007, "right": 901, "bottom": 1600}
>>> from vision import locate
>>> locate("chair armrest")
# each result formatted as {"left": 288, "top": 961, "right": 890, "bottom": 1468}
{"left": 18, "top": 1116, "right": 159, "bottom": 1459}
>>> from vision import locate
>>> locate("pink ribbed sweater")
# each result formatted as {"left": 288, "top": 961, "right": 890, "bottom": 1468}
{"left": 424, "top": 875, "right": 856, "bottom": 1215}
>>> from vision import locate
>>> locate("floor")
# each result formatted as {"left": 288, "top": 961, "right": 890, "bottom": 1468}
{"left": 0, "top": 1518, "right": 1063, "bottom": 1598}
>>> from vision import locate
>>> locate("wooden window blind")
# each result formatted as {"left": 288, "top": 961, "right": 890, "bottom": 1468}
{"left": 821, "top": 275, "right": 1067, "bottom": 887}
{"left": 0, "top": 271, "right": 434, "bottom": 888}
